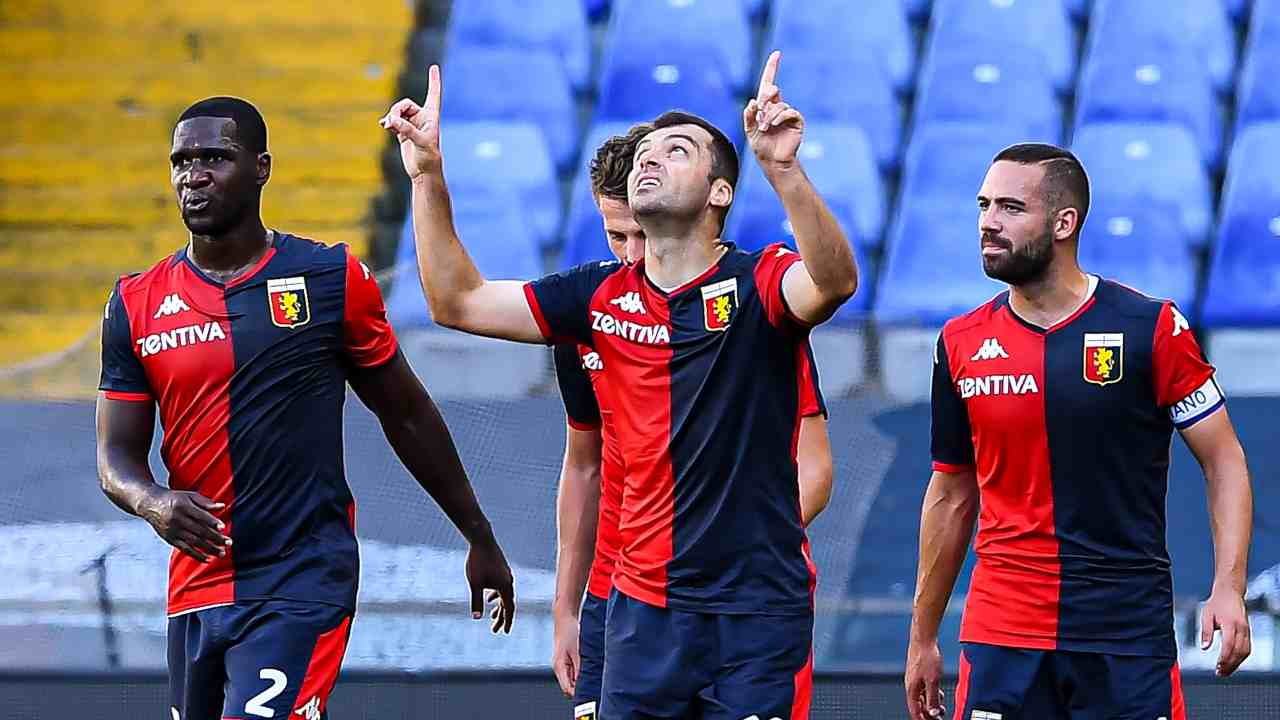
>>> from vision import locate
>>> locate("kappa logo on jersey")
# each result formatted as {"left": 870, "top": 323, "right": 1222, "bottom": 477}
{"left": 267, "top": 277, "right": 310, "bottom": 329}
{"left": 153, "top": 293, "right": 191, "bottom": 319}
{"left": 609, "top": 291, "right": 646, "bottom": 315}
{"left": 581, "top": 350, "right": 603, "bottom": 371}
{"left": 294, "top": 696, "right": 321, "bottom": 720}
{"left": 957, "top": 373, "right": 1040, "bottom": 399}
{"left": 970, "top": 337, "right": 1010, "bottom": 361}
{"left": 591, "top": 310, "right": 671, "bottom": 345}
{"left": 1170, "top": 306, "right": 1191, "bottom": 337}
{"left": 1084, "top": 332, "right": 1124, "bottom": 386}
{"left": 574, "top": 701, "right": 597, "bottom": 720}
{"left": 135, "top": 322, "right": 227, "bottom": 358}
{"left": 700, "top": 278, "right": 739, "bottom": 332}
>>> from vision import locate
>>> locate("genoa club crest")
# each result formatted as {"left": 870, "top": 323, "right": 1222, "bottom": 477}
{"left": 266, "top": 276, "right": 310, "bottom": 329}
{"left": 1083, "top": 332, "right": 1123, "bottom": 386}
{"left": 700, "top": 278, "right": 738, "bottom": 332}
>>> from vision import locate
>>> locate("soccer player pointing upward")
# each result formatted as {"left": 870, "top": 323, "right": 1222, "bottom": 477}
{"left": 905, "top": 144, "right": 1253, "bottom": 720}
{"left": 383, "top": 51, "right": 856, "bottom": 719}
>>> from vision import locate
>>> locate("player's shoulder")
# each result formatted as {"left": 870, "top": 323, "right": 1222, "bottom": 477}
{"left": 272, "top": 231, "right": 350, "bottom": 271}
{"left": 116, "top": 251, "right": 183, "bottom": 297}
{"left": 1093, "top": 277, "right": 1174, "bottom": 320}
{"left": 740, "top": 241, "right": 796, "bottom": 269}
{"left": 941, "top": 291, "right": 1011, "bottom": 340}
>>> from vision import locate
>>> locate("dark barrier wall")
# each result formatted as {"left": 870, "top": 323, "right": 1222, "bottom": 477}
{"left": 1, "top": 672, "right": 1276, "bottom": 720}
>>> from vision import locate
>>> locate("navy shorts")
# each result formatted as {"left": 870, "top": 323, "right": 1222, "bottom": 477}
{"left": 573, "top": 591, "right": 609, "bottom": 718}
{"left": 601, "top": 590, "right": 814, "bottom": 720}
{"left": 955, "top": 642, "right": 1186, "bottom": 720}
{"left": 167, "top": 600, "right": 353, "bottom": 720}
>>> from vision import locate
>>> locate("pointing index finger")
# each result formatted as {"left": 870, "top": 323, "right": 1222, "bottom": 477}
{"left": 425, "top": 64, "right": 442, "bottom": 119}
{"left": 757, "top": 50, "right": 781, "bottom": 100}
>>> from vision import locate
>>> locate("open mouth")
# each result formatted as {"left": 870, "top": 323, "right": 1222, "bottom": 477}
{"left": 184, "top": 197, "right": 211, "bottom": 212}
{"left": 637, "top": 177, "right": 661, "bottom": 190}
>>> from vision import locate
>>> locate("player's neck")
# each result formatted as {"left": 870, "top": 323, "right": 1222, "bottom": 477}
{"left": 188, "top": 216, "right": 272, "bottom": 280}
{"left": 643, "top": 233, "right": 726, "bottom": 291}
{"left": 1008, "top": 260, "right": 1092, "bottom": 329}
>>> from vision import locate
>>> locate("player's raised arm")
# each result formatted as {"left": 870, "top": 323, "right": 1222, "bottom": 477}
{"left": 379, "top": 65, "right": 544, "bottom": 343}
{"left": 745, "top": 51, "right": 858, "bottom": 325}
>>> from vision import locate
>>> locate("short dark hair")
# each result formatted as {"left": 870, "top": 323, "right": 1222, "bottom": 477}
{"left": 176, "top": 96, "right": 268, "bottom": 154}
{"left": 992, "top": 143, "right": 1090, "bottom": 235}
{"left": 590, "top": 122, "right": 654, "bottom": 202}
{"left": 648, "top": 110, "right": 740, "bottom": 231}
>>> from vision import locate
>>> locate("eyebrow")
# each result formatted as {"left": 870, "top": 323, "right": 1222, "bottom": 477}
{"left": 169, "top": 144, "right": 239, "bottom": 162}
{"left": 636, "top": 133, "right": 699, "bottom": 154}
{"left": 977, "top": 194, "right": 1028, "bottom": 208}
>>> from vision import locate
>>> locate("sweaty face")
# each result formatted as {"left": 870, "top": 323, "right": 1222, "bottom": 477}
{"left": 597, "top": 196, "right": 645, "bottom": 264}
{"left": 170, "top": 117, "right": 264, "bottom": 236}
{"left": 977, "top": 161, "right": 1056, "bottom": 286}
{"left": 628, "top": 124, "right": 716, "bottom": 223}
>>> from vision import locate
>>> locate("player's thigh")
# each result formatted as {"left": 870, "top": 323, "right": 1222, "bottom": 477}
{"left": 168, "top": 610, "right": 228, "bottom": 720}
{"left": 572, "top": 592, "right": 610, "bottom": 717}
{"left": 221, "top": 601, "right": 353, "bottom": 720}
{"left": 600, "top": 591, "right": 710, "bottom": 720}
{"left": 698, "top": 611, "right": 813, "bottom": 720}
{"left": 954, "top": 643, "right": 1057, "bottom": 720}
{"left": 1052, "top": 652, "right": 1184, "bottom": 720}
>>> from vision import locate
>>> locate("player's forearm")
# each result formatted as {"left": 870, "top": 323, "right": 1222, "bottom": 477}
{"left": 1204, "top": 455, "right": 1253, "bottom": 595}
{"left": 763, "top": 164, "right": 858, "bottom": 301}
{"left": 410, "top": 172, "right": 487, "bottom": 330}
{"left": 553, "top": 463, "right": 601, "bottom": 620}
{"left": 97, "top": 446, "right": 164, "bottom": 520}
{"left": 910, "top": 473, "right": 979, "bottom": 643}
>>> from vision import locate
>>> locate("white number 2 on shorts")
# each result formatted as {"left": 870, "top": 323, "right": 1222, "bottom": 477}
{"left": 245, "top": 668, "right": 288, "bottom": 718}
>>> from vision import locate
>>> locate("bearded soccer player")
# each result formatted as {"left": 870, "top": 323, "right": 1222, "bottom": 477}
{"left": 549, "top": 126, "right": 835, "bottom": 717}
{"left": 96, "top": 97, "right": 515, "bottom": 720}
{"left": 382, "top": 50, "right": 856, "bottom": 719}
{"left": 904, "top": 144, "right": 1253, "bottom": 720}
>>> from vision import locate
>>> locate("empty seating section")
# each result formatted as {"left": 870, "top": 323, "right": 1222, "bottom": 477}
{"left": 606, "top": 0, "right": 752, "bottom": 93}
{"left": 914, "top": 48, "right": 1062, "bottom": 144}
{"left": 1088, "top": 0, "right": 1236, "bottom": 93}
{"left": 928, "top": 0, "right": 1076, "bottom": 94}
{"left": 768, "top": 0, "right": 915, "bottom": 94}
{"left": 446, "top": 0, "right": 591, "bottom": 91}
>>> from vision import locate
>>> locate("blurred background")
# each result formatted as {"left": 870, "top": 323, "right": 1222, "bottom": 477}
{"left": 1, "top": 0, "right": 1279, "bottom": 717}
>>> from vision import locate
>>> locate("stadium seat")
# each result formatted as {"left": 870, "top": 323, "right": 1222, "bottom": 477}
{"left": 1248, "top": 0, "right": 1280, "bottom": 46}
{"left": 561, "top": 122, "right": 639, "bottom": 269}
{"left": 1078, "top": 199, "right": 1198, "bottom": 311}
{"left": 898, "top": 122, "right": 1048, "bottom": 211}
{"left": 1202, "top": 123, "right": 1280, "bottom": 327}
{"left": 595, "top": 49, "right": 741, "bottom": 143}
{"left": 605, "top": 0, "right": 752, "bottom": 93}
{"left": 774, "top": 49, "right": 903, "bottom": 172}
{"left": 928, "top": 0, "right": 1076, "bottom": 94}
{"left": 442, "top": 48, "right": 578, "bottom": 171}
{"left": 767, "top": 0, "right": 915, "bottom": 94}
{"left": 1236, "top": 47, "right": 1280, "bottom": 131}
{"left": 1075, "top": 53, "right": 1224, "bottom": 170}
{"left": 439, "top": 122, "right": 560, "bottom": 249}
{"left": 1071, "top": 122, "right": 1213, "bottom": 248}
{"left": 1088, "top": 0, "right": 1236, "bottom": 94}
{"left": 914, "top": 49, "right": 1062, "bottom": 145}
{"left": 446, "top": 0, "right": 591, "bottom": 92}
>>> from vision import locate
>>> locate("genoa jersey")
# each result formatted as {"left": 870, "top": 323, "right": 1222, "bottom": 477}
{"left": 931, "top": 277, "right": 1223, "bottom": 657}
{"left": 99, "top": 232, "right": 398, "bottom": 616}
{"left": 528, "top": 242, "right": 824, "bottom": 615}
{"left": 554, "top": 334, "right": 827, "bottom": 602}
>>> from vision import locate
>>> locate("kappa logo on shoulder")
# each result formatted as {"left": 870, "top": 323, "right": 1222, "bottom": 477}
{"left": 970, "top": 337, "right": 1009, "bottom": 361}
{"left": 581, "top": 350, "right": 603, "bottom": 371}
{"left": 609, "top": 291, "right": 646, "bottom": 315}
{"left": 294, "top": 696, "right": 321, "bottom": 720}
{"left": 1170, "top": 306, "right": 1190, "bottom": 337}
{"left": 153, "top": 293, "right": 191, "bottom": 319}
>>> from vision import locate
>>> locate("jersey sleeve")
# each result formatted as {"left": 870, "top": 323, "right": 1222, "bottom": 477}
{"left": 1152, "top": 302, "right": 1223, "bottom": 430}
{"left": 553, "top": 344, "right": 602, "bottom": 431}
{"left": 343, "top": 249, "right": 399, "bottom": 369}
{"left": 931, "top": 330, "right": 975, "bottom": 472}
{"left": 98, "top": 279, "right": 151, "bottom": 401}
{"left": 523, "top": 261, "right": 617, "bottom": 346}
{"left": 752, "top": 243, "right": 810, "bottom": 329}
{"left": 796, "top": 338, "right": 827, "bottom": 418}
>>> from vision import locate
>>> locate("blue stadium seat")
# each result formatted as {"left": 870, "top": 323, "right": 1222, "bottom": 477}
{"left": 875, "top": 205, "right": 1006, "bottom": 326}
{"left": 440, "top": 122, "right": 560, "bottom": 249}
{"left": 605, "top": 0, "right": 752, "bottom": 93}
{"left": 386, "top": 195, "right": 543, "bottom": 328}
{"left": 1088, "top": 0, "right": 1236, "bottom": 94}
{"left": 1075, "top": 53, "right": 1224, "bottom": 169}
{"left": 446, "top": 0, "right": 592, "bottom": 92}
{"left": 562, "top": 122, "right": 639, "bottom": 268}
{"left": 914, "top": 49, "right": 1062, "bottom": 145}
{"left": 898, "top": 122, "right": 1049, "bottom": 211}
{"left": 1079, "top": 199, "right": 1198, "bottom": 311}
{"left": 595, "top": 48, "right": 741, "bottom": 142}
{"left": 1237, "top": 47, "right": 1280, "bottom": 131}
{"left": 1071, "top": 122, "right": 1213, "bottom": 248}
{"left": 1202, "top": 123, "right": 1280, "bottom": 327}
{"left": 442, "top": 48, "right": 578, "bottom": 171}
{"left": 1251, "top": 0, "right": 1280, "bottom": 49}
{"left": 768, "top": 0, "right": 915, "bottom": 94}
{"left": 726, "top": 124, "right": 884, "bottom": 250}
{"left": 774, "top": 49, "right": 903, "bottom": 172}
{"left": 928, "top": 0, "right": 1076, "bottom": 94}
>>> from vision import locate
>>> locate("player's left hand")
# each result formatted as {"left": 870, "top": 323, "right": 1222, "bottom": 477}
{"left": 744, "top": 50, "right": 804, "bottom": 172}
{"left": 1201, "top": 588, "right": 1251, "bottom": 676}
{"left": 467, "top": 538, "right": 515, "bottom": 633}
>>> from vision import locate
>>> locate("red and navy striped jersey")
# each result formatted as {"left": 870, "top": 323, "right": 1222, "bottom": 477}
{"left": 528, "top": 243, "right": 822, "bottom": 615}
{"left": 99, "top": 232, "right": 398, "bottom": 616}
{"left": 554, "top": 334, "right": 827, "bottom": 602}
{"left": 931, "top": 277, "right": 1222, "bottom": 658}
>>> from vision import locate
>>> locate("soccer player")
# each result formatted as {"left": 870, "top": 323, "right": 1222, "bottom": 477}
{"left": 549, "top": 127, "right": 835, "bottom": 717}
{"left": 381, "top": 51, "right": 856, "bottom": 719}
{"left": 96, "top": 97, "right": 515, "bottom": 720}
{"left": 904, "top": 144, "right": 1253, "bottom": 720}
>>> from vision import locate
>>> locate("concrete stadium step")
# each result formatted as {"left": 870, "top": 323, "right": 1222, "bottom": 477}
{"left": 1, "top": 0, "right": 410, "bottom": 31}
{"left": 0, "top": 310, "right": 101, "bottom": 368}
